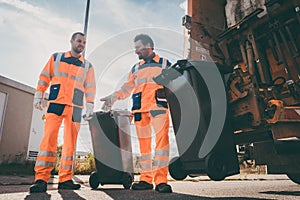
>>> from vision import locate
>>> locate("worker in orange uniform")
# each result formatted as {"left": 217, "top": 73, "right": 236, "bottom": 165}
{"left": 101, "top": 34, "right": 172, "bottom": 193}
{"left": 29, "top": 32, "right": 96, "bottom": 193}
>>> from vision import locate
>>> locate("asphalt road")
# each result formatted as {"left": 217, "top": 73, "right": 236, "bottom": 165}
{"left": 0, "top": 175, "right": 299, "bottom": 200}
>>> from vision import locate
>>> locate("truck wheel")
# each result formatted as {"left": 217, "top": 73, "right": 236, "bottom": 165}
{"left": 122, "top": 172, "right": 133, "bottom": 189}
{"left": 287, "top": 173, "right": 300, "bottom": 184}
{"left": 169, "top": 157, "right": 187, "bottom": 180}
{"left": 89, "top": 171, "right": 100, "bottom": 189}
{"left": 205, "top": 153, "right": 227, "bottom": 181}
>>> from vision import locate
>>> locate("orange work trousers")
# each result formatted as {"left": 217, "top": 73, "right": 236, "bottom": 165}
{"left": 134, "top": 110, "right": 170, "bottom": 185}
{"left": 34, "top": 103, "right": 81, "bottom": 183}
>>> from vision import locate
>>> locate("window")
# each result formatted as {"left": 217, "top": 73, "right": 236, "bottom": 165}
{"left": 0, "top": 92, "right": 8, "bottom": 141}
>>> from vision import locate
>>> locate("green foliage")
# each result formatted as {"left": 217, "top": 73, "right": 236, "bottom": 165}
{"left": 74, "top": 153, "right": 96, "bottom": 175}
{"left": 51, "top": 145, "right": 96, "bottom": 175}
{"left": 0, "top": 146, "right": 96, "bottom": 175}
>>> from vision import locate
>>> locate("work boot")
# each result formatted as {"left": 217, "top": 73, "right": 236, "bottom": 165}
{"left": 155, "top": 183, "right": 172, "bottom": 193}
{"left": 29, "top": 180, "right": 47, "bottom": 193}
{"left": 131, "top": 181, "right": 153, "bottom": 190}
{"left": 58, "top": 180, "right": 81, "bottom": 190}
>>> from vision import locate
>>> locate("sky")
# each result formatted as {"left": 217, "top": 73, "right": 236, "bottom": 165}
{"left": 0, "top": 0, "right": 187, "bottom": 111}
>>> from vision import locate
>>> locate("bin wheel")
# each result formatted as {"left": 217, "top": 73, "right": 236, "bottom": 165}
{"left": 169, "top": 156, "right": 187, "bottom": 180}
{"left": 89, "top": 171, "right": 100, "bottom": 189}
{"left": 287, "top": 173, "right": 300, "bottom": 184}
{"left": 205, "top": 153, "right": 227, "bottom": 181}
{"left": 122, "top": 172, "right": 133, "bottom": 189}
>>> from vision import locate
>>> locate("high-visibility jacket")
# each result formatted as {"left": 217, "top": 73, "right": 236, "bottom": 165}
{"left": 36, "top": 51, "right": 96, "bottom": 108}
{"left": 116, "top": 54, "right": 171, "bottom": 113}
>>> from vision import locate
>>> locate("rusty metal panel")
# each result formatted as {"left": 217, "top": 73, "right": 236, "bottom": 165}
{"left": 225, "top": 0, "right": 267, "bottom": 27}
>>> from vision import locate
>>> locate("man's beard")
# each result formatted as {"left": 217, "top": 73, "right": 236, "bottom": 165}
{"left": 73, "top": 46, "right": 83, "bottom": 54}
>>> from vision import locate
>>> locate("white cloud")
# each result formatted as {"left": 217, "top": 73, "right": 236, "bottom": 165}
{"left": 1, "top": 0, "right": 82, "bottom": 31}
{"left": 180, "top": 0, "right": 188, "bottom": 14}
{"left": 1, "top": 0, "right": 42, "bottom": 14}
{"left": 0, "top": 0, "right": 185, "bottom": 93}
{"left": 0, "top": 14, "right": 5, "bottom": 28}
{"left": 0, "top": 0, "right": 83, "bottom": 87}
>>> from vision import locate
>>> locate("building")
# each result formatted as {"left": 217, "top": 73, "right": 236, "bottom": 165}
{"left": 0, "top": 75, "right": 35, "bottom": 164}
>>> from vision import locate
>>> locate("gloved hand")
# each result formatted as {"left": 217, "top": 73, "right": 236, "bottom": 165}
{"left": 100, "top": 93, "right": 118, "bottom": 111}
{"left": 83, "top": 102, "right": 94, "bottom": 121}
{"left": 33, "top": 92, "right": 45, "bottom": 111}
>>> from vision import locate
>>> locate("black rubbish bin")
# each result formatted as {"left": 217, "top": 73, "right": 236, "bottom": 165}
{"left": 154, "top": 60, "right": 239, "bottom": 181}
{"left": 87, "top": 110, "right": 134, "bottom": 189}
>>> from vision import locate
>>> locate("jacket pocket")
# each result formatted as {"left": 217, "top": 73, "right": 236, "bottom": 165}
{"left": 155, "top": 88, "right": 166, "bottom": 98}
{"left": 132, "top": 92, "right": 142, "bottom": 111}
{"left": 155, "top": 89, "right": 168, "bottom": 109}
{"left": 47, "top": 103, "right": 65, "bottom": 116}
{"left": 49, "top": 84, "right": 60, "bottom": 100}
{"left": 72, "top": 88, "right": 84, "bottom": 106}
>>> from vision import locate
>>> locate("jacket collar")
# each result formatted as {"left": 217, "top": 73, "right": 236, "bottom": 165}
{"left": 65, "top": 51, "right": 85, "bottom": 63}
{"left": 140, "top": 53, "right": 160, "bottom": 65}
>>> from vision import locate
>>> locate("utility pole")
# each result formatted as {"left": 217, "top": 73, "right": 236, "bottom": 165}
{"left": 83, "top": 0, "right": 90, "bottom": 58}
{"left": 73, "top": 0, "right": 91, "bottom": 176}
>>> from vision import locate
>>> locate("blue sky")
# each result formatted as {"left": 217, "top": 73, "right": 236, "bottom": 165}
{"left": 0, "top": 0, "right": 186, "bottom": 110}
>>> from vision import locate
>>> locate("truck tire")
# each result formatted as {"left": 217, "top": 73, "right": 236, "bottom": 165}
{"left": 89, "top": 171, "right": 100, "bottom": 189}
{"left": 169, "top": 157, "right": 187, "bottom": 180}
{"left": 205, "top": 153, "right": 227, "bottom": 181}
{"left": 122, "top": 172, "right": 133, "bottom": 189}
{"left": 287, "top": 173, "right": 300, "bottom": 184}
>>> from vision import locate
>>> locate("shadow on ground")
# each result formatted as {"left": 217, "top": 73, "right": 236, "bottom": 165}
{"left": 99, "top": 188, "right": 268, "bottom": 200}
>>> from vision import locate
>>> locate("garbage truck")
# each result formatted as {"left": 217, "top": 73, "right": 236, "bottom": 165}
{"left": 155, "top": 0, "right": 300, "bottom": 184}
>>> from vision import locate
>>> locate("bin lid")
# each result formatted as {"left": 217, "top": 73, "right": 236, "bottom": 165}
{"left": 112, "top": 109, "right": 131, "bottom": 117}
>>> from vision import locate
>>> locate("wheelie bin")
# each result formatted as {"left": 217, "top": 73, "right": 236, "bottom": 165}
{"left": 153, "top": 60, "right": 239, "bottom": 181}
{"left": 87, "top": 110, "right": 134, "bottom": 189}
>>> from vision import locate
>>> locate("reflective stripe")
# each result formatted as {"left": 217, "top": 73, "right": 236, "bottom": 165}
{"left": 54, "top": 53, "right": 68, "bottom": 77}
{"left": 60, "top": 164, "right": 73, "bottom": 170}
{"left": 120, "top": 87, "right": 127, "bottom": 93}
{"left": 121, "top": 84, "right": 133, "bottom": 92}
{"left": 35, "top": 160, "right": 55, "bottom": 167}
{"left": 71, "top": 75, "right": 84, "bottom": 82}
{"left": 38, "top": 151, "right": 56, "bottom": 157}
{"left": 155, "top": 149, "right": 169, "bottom": 156}
{"left": 140, "top": 163, "right": 152, "bottom": 170}
{"left": 162, "top": 58, "right": 167, "bottom": 69}
{"left": 54, "top": 71, "right": 68, "bottom": 77}
{"left": 82, "top": 60, "right": 90, "bottom": 81}
{"left": 132, "top": 64, "right": 139, "bottom": 76}
{"left": 84, "top": 82, "right": 96, "bottom": 87}
{"left": 61, "top": 155, "right": 73, "bottom": 161}
{"left": 85, "top": 92, "right": 95, "bottom": 97}
{"left": 34, "top": 91, "right": 43, "bottom": 99}
{"left": 38, "top": 80, "right": 48, "bottom": 86}
{"left": 153, "top": 160, "right": 169, "bottom": 167}
{"left": 139, "top": 154, "right": 152, "bottom": 161}
{"left": 41, "top": 70, "right": 51, "bottom": 78}
{"left": 136, "top": 78, "right": 147, "bottom": 85}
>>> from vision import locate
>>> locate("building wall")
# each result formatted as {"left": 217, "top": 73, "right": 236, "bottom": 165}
{"left": 0, "top": 75, "right": 35, "bottom": 163}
